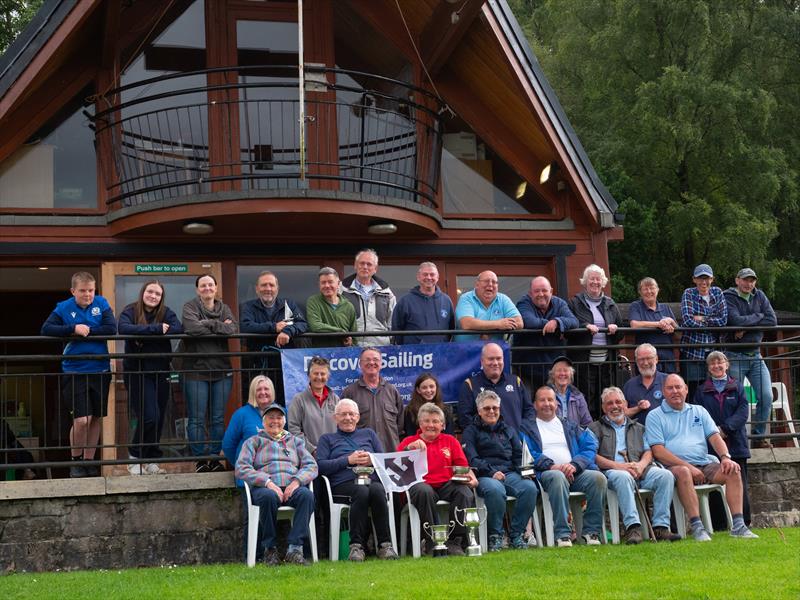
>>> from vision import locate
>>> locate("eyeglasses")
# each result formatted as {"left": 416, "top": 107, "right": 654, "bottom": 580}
{"left": 336, "top": 412, "right": 358, "bottom": 418}
{"left": 480, "top": 406, "right": 500, "bottom": 412}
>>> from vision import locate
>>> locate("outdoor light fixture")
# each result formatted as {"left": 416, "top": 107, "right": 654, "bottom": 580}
{"left": 539, "top": 161, "right": 559, "bottom": 184}
{"left": 182, "top": 220, "right": 214, "bottom": 235}
{"left": 515, "top": 181, "right": 528, "bottom": 200}
{"left": 367, "top": 221, "right": 398, "bottom": 235}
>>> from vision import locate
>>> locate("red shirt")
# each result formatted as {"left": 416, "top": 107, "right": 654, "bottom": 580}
{"left": 312, "top": 386, "right": 329, "bottom": 408}
{"left": 398, "top": 432, "right": 468, "bottom": 488}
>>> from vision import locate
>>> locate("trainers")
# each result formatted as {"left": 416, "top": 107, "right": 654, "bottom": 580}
{"left": 263, "top": 547, "right": 281, "bottom": 567}
{"left": 195, "top": 461, "right": 210, "bottom": 473}
{"left": 143, "top": 463, "right": 166, "bottom": 475}
{"left": 348, "top": 543, "right": 365, "bottom": 562}
{"left": 127, "top": 463, "right": 142, "bottom": 476}
{"left": 488, "top": 534, "right": 504, "bottom": 552}
{"left": 69, "top": 465, "right": 88, "bottom": 478}
{"left": 509, "top": 534, "right": 527, "bottom": 549}
{"left": 691, "top": 526, "right": 712, "bottom": 542}
{"left": 556, "top": 537, "right": 573, "bottom": 548}
{"left": 730, "top": 526, "right": 759, "bottom": 539}
{"left": 284, "top": 549, "right": 308, "bottom": 566}
{"left": 582, "top": 533, "right": 602, "bottom": 546}
{"left": 376, "top": 542, "right": 398, "bottom": 560}
{"left": 623, "top": 524, "right": 643, "bottom": 545}
{"left": 446, "top": 540, "right": 465, "bottom": 557}
{"left": 653, "top": 526, "right": 682, "bottom": 542}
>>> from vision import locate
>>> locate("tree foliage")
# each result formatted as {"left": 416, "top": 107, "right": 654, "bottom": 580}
{"left": 0, "top": 0, "right": 43, "bottom": 54}
{"left": 510, "top": 0, "right": 800, "bottom": 310}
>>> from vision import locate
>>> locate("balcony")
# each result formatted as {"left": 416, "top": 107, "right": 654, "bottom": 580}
{"left": 91, "top": 66, "right": 445, "bottom": 235}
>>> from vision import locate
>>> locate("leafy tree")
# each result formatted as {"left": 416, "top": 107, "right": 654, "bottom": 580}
{"left": 510, "top": 0, "right": 799, "bottom": 310}
{"left": 0, "top": 0, "right": 44, "bottom": 54}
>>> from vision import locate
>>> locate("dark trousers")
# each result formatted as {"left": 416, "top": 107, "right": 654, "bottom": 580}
{"left": 407, "top": 480, "right": 475, "bottom": 546}
{"left": 332, "top": 480, "right": 393, "bottom": 547}
{"left": 124, "top": 372, "right": 169, "bottom": 459}
{"left": 251, "top": 485, "right": 314, "bottom": 551}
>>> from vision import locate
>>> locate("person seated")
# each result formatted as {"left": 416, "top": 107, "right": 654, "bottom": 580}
{"left": 646, "top": 374, "right": 757, "bottom": 541}
{"left": 622, "top": 343, "right": 668, "bottom": 425}
{"left": 235, "top": 404, "right": 318, "bottom": 566}
{"left": 316, "top": 399, "right": 398, "bottom": 562}
{"left": 401, "top": 373, "right": 454, "bottom": 438}
{"left": 222, "top": 375, "right": 274, "bottom": 473}
{"left": 520, "top": 386, "right": 606, "bottom": 547}
{"left": 588, "top": 387, "right": 680, "bottom": 544}
{"left": 693, "top": 352, "right": 752, "bottom": 527}
{"left": 287, "top": 356, "right": 339, "bottom": 455}
{"left": 398, "top": 402, "right": 478, "bottom": 556}
{"left": 462, "top": 390, "right": 539, "bottom": 551}
{"left": 547, "top": 356, "right": 592, "bottom": 427}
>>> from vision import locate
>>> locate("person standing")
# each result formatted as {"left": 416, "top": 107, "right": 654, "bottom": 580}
{"left": 118, "top": 280, "right": 182, "bottom": 475}
{"left": 454, "top": 271, "right": 522, "bottom": 342}
{"left": 392, "top": 261, "right": 454, "bottom": 344}
{"left": 306, "top": 267, "right": 356, "bottom": 347}
{"left": 628, "top": 277, "right": 678, "bottom": 373}
{"left": 41, "top": 272, "right": 116, "bottom": 478}
{"left": 340, "top": 249, "right": 396, "bottom": 346}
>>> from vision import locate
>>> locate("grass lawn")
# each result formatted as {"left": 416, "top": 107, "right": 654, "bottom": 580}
{"left": 2, "top": 527, "right": 798, "bottom": 599}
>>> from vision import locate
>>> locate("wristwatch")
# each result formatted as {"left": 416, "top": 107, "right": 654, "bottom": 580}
{"left": 721, "top": 453, "right": 732, "bottom": 460}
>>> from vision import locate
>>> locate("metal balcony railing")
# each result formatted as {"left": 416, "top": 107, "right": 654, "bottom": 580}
{"left": 90, "top": 66, "right": 444, "bottom": 210}
{"left": 1, "top": 326, "right": 798, "bottom": 479}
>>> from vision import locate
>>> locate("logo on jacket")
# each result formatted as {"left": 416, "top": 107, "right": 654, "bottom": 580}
{"left": 654, "top": 391, "right": 663, "bottom": 400}
{"left": 505, "top": 384, "right": 514, "bottom": 392}
{"left": 91, "top": 307, "right": 101, "bottom": 316}
{"left": 70, "top": 312, "right": 77, "bottom": 318}
{"left": 440, "top": 309, "right": 449, "bottom": 318}
{"left": 441, "top": 447, "right": 451, "bottom": 459}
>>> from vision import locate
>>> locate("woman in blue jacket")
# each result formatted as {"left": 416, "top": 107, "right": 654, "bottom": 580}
{"left": 693, "top": 351, "right": 751, "bottom": 525}
{"left": 222, "top": 375, "right": 275, "bottom": 483}
{"left": 118, "top": 280, "right": 182, "bottom": 475}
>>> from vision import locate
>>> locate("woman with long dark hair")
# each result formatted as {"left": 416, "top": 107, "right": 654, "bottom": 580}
{"left": 402, "top": 372, "right": 454, "bottom": 438}
{"left": 118, "top": 280, "right": 182, "bottom": 475}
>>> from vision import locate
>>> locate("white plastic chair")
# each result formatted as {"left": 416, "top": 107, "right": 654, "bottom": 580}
{"left": 475, "top": 492, "right": 543, "bottom": 550}
{"left": 322, "top": 475, "right": 389, "bottom": 561}
{"left": 772, "top": 382, "right": 799, "bottom": 448}
{"left": 243, "top": 481, "right": 319, "bottom": 567}
{"left": 672, "top": 484, "right": 732, "bottom": 538}
{"left": 389, "top": 491, "right": 450, "bottom": 558}
{"left": 539, "top": 490, "right": 607, "bottom": 546}
{"left": 606, "top": 487, "right": 653, "bottom": 544}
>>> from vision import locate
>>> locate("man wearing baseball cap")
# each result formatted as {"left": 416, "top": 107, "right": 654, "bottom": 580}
{"left": 679, "top": 264, "right": 728, "bottom": 399}
{"left": 723, "top": 268, "right": 777, "bottom": 448}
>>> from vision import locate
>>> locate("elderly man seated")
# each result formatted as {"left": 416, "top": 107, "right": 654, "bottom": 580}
{"left": 235, "top": 404, "right": 318, "bottom": 566}
{"left": 588, "top": 387, "right": 680, "bottom": 544}
{"left": 462, "top": 390, "right": 539, "bottom": 551}
{"left": 646, "top": 374, "right": 758, "bottom": 541}
{"left": 520, "top": 387, "right": 606, "bottom": 547}
{"left": 316, "top": 399, "right": 398, "bottom": 562}
{"left": 399, "top": 402, "right": 478, "bottom": 556}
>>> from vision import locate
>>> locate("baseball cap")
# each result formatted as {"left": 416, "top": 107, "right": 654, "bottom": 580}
{"left": 693, "top": 264, "right": 713, "bottom": 278}
{"left": 737, "top": 268, "right": 757, "bottom": 279}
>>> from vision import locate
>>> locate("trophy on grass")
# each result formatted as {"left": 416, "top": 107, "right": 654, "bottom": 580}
{"left": 454, "top": 506, "right": 488, "bottom": 557}
{"left": 423, "top": 520, "right": 456, "bottom": 558}
{"left": 351, "top": 465, "right": 374, "bottom": 486}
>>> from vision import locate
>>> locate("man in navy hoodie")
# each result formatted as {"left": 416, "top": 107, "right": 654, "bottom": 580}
{"left": 392, "top": 262, "right": 454, "bottom": 344}
{"left": 723, "top": 268, "right": 777, "bottom": 448}
{"left": 41, "top": 272, "right": 116, "bottom": 478}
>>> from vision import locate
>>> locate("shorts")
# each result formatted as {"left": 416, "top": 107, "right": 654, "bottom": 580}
{"left": 62, "top": 372, "right": 111, "bottom": 418}
{"left": 669, "top": 462, "right": 721, "bottom": 483}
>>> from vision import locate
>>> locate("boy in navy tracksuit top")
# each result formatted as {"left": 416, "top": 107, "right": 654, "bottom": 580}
{"left": 41, "top": 272, "right": 116, "bottom": 477}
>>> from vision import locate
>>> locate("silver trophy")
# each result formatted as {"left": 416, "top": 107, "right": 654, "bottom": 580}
{"left": 423, "top": 520, "right": 456, "bottom": 558}
{"left": 448, "top": 464, "right": 472, "bottom": 483}
{"left": 519, "top": 463, "right": 535, "bottom": 479}
{"left": 352, "top": 465, "right": 374, "bottom": 486}
{"left": 455, "top": 506, "right": 488, "bottom": 557}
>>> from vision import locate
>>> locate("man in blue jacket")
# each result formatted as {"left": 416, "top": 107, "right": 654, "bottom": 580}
{"left": 723, "top": 268, "right": 777, "bottom": 448}
{"left": 392, "top": 262, "right": 454, "bottom": 344}
{"left": 514, "top": 276, "right": 578, "bottom": 390}
{"left": 519, "top": 386, "right": 606, "bottom": 547}
{"left": 41, "top": 272, "right": 116, "bottom": 478}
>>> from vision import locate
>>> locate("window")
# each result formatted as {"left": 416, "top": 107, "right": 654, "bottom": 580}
{"left": 237, "top": 265, "right": 321, "bottom": 314}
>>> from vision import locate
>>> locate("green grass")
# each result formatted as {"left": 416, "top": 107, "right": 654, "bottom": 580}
{"left": 2, "top": 528, "right": 798, "bottom": 599}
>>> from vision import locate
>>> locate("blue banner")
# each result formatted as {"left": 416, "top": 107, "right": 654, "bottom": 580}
{"left": 280, "top": 341, "right": 511, "bottom": 408}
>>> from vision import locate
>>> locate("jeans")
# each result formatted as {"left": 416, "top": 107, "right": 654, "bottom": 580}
{"left": 727, "top": 352, "right": 772, "bottom": 436}
{"left": 183, "top": 376, "right": 232, "bottom": 456}
{"left": 250, "top": 485, "right": 314, "bottom": 551}
{"left": 539, "top": 469, "right": 607, "bottom": 539}
{"left": 124, "top": 372, "right": 170, "bottom": 459}
{"left": 605, "top": 466, "right": 674, "bottom": 529}
{"left": 477, "top": 472, "right": 539, "bottom": 538}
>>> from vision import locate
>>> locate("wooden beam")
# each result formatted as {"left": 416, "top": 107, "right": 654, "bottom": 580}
{"left": 420, "top": 0, "right": 485, "bottom": 75}
{"left": 100, "top": 0, "right": 121, "bottom": 70}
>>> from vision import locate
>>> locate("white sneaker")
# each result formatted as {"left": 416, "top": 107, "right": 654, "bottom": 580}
{"left": 582, "top": 533, "right": 602, "bottom": 546}
{"left": 127, "top": 463, "right": 142, "bottom": 475}
{"left": 730, "top": 526, "right": 759, "bottom": 539}
{"left": 556, "top": 537, "right": 573, "bottom": 548}
{"left": 143, "top": 463, "right": 166, "bottom": 475}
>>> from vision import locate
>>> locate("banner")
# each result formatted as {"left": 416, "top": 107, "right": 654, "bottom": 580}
{"left": 369, "top": 449, "right": 428, "bottom": 493}
{"left": 279, "top": 341, "right": 511, "bottom": 408}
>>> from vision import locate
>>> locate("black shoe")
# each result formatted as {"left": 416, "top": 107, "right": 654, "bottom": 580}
{"left": 86, "top": 465, "right": 100, "bottom": 477}
{"left": 195, "top": 461, "right": 211, "bottom": 473}
{"left": 263, "top": 547, "right": 281, "bottom": 567}
{"left": 653, "top": 526, "right": 682, "bottom": 542}
{"left": 623, "top": 524, "right": 643, "bottom": 545}
{"left": 284, "top": 549, "right": 308, "bottom": 566}
{"left": 70, "top": 465, "right": 88, "bottom": 478}
{"left": 209, "top": 460, "right": 227, "bottom": 472}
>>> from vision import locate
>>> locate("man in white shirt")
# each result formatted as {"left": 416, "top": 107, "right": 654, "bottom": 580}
{"left": 519, "top": 386, "right": 606, "bottom": 547}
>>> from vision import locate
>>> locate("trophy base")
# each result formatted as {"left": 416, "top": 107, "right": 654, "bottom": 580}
{"left": 450, "top": 475, "right": 470, "bottom": 483}
{"left": 465, "top": 545, "right": 482, "bottom": 557}
{"left": 355, "top": 478, "right": 371, "bottom": 486}
{"left": 432, "top": 549, "right": 448, "bottom": 558}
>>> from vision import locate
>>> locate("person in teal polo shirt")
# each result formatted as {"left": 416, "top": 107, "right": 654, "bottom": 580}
{"left": 454, "top": 270, "right": 522, "bottom": 341}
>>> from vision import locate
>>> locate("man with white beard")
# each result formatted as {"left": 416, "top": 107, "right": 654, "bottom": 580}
{"left": 622, "top": 343, "right": 667, "bottom": 425}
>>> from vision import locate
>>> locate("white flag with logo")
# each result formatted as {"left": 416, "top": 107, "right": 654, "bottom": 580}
{"left": 369, "top": 449, "right": 428, "bottom": 493}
